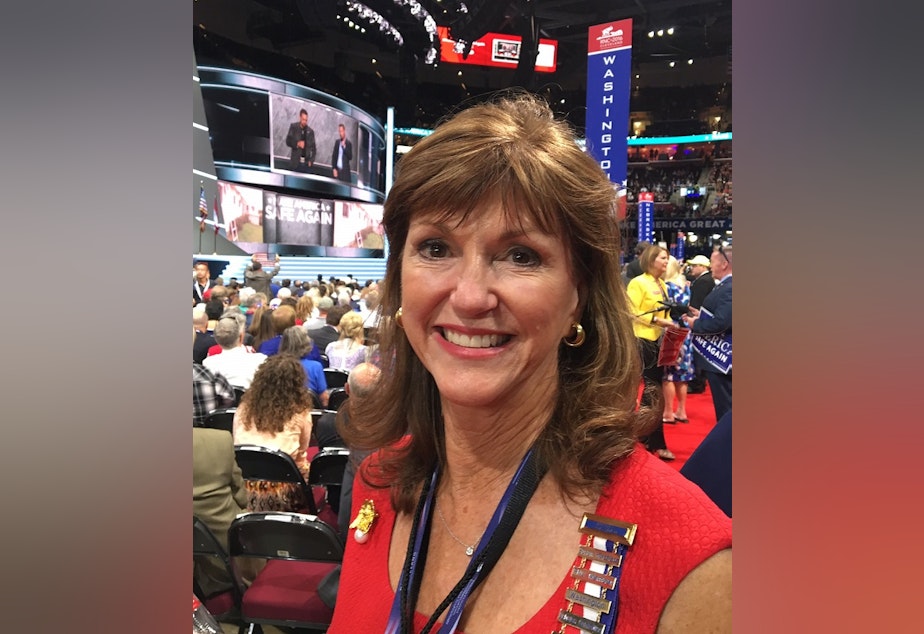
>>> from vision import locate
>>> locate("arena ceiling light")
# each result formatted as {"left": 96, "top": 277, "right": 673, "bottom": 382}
{"left": 392, "top": 0, "right": 440, "bottom": 65}
{"left": 343, "top": 0, "right": 404, "bottom": 47}
{"left": 648, "top": 27, "right": 676, "bottom": 38}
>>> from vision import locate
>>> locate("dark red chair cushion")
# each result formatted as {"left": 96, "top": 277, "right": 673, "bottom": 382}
{"left": 203, "top": 590, "right": 235, "bottom": 618}
{"left": 242, "top": 559, "right": 337, "bottom": 624}
{"left": 315, "top": 504, "right": 339, "bottom": 532}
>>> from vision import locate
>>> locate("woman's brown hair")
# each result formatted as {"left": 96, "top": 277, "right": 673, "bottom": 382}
{"left": 640, "top": 244, "right": 669, "bottom": 277}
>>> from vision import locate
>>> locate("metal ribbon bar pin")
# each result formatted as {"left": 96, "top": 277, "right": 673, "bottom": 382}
{"left": 565, "top": 588, "right": 612, "bottom": 614}
{"left": 579, "top": 513, "right": 638, "bottom": 546}
{"left": 570, "top": 566, "right": 617, "bottom": 590}
{"left": 557, "top": 608, "right": 606, "bottom": 634}
{"left": 577, "top": 545, "right": 623, "bottom": 568}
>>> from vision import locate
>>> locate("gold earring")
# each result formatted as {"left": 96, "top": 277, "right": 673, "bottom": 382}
{"left": 395, "top": 307, "right": 404, "bottom": 328}
{"left": 563, "top": 322, "right": 585, "bottom": 347}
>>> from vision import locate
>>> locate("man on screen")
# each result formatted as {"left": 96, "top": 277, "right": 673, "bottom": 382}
{"left": 330, "top": 123, "right": 353, "bottom": 183}
{"left": 286, "top": 108, "right": 316, "bottom": 172}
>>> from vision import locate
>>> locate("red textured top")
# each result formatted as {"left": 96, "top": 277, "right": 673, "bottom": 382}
{"left": 329, "top": 444, "right": 731, "bottom": 633}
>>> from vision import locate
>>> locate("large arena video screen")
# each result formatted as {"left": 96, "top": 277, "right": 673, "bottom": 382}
{"left": 198, "top": 66, "right": 386, "bottom": 205}
{"left": 217, "top": 180, "right": 384, "bottom": 258}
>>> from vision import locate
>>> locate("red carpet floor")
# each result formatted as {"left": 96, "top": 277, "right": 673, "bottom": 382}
{"left": 660, "top": 383, "right": 717, "bottom": 471}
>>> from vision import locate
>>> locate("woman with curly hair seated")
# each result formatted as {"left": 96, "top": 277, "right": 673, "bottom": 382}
{"left": 232, "top": 354, "right": 314, "bottom": 512}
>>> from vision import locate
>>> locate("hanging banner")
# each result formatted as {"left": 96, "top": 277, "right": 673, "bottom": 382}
{"left": 585, "top": 20, "right": 633, "bottom": 220}
{"left": 675, "top": 231, "right": 686, "bottom": 261}
{"left": 638, "top": 191, "right": 654, "bottom": 243}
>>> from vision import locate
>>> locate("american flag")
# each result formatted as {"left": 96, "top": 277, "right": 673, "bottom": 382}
{"left": 198, "top": 186, "right": 208, "bottom": 233}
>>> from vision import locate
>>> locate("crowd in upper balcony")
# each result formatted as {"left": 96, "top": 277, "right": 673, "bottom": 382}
{"left": 627, "top": 166, "right": 704, "bottom": 203}
{"left": 708, "top": 162, "right": 733, "bottom": 215}
{"left": 623, "top": 146, "right": 732, "bottom": 219}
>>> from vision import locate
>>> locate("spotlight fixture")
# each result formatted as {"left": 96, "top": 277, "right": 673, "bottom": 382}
{"left": 669, "top": 61, "right": 675, "bottom": 67}
{"left": 392, "top": 0, "right": 440, "bottom": 65}
{"left": 687, "top": 58, "right": 693, "bottom": 65}
{"left": 343, "top": 0, "right": 404, "bottom": 47}
{"left": 649, "top": 27, "right": 675, "bottom": 38}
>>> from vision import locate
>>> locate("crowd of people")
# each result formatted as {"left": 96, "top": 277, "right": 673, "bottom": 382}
{"left": 626, "top": 165, "right": 704, "bottom": 203}
{"left": 192, "top": 91, "right": 732, "bottom": 632}
{"left": 708, "top": 161, "right": 734, "bottom": 216}
{"left": 620, "top": 156, "right": 733, "bottom": 222}
{"left": 622, "top": 241, "right": 734, "bottom": 453}
{"left": 627, "top": 140, "right": 732, "bottom": 164}
{"left": 192, "top": 259, "right": 385, "bottom": 515}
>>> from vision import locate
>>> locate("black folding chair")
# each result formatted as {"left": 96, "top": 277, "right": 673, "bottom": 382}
{"left": 326, "top": 388, "right": 349, "bottom": 412}
{"left": 322, "top": 368, "right": 350, "bottom": 389}
{"left": 193, "top": 516, "right": 244, "bottom": 628}
{"left": 234, "top": 445, "right": 319, "bottom": 515}
{"left": 309, "top": 448, "right": 351, "bottom": 516}
{"left": 203, "top": 407, "right": 236, "bottom": 433}
{"left": 228, "top": 512, "right": 344, "bottom": 632}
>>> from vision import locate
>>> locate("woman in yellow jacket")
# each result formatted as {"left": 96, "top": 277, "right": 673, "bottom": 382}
{"left": 626, "top": 244, "right": 677, "bottom": 460}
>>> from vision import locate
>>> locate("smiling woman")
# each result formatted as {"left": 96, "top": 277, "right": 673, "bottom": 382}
{"left": 399, "top": 203, "right": 579, "bottom": 412}
{"left": 329, "top": 90, "right": 731, "bottom": 634}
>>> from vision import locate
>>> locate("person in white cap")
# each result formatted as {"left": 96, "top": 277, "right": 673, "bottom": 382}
{"left": 687, "top": 254, "right": 714, "bottom": 309}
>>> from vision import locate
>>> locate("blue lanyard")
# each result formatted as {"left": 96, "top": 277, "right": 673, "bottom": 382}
{"left": 385, "top": 447, "right": 541, "bottom": 634}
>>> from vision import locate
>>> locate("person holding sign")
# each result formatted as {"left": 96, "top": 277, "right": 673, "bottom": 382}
{"left": 683, "top": 244, "right": 733, "bottom": 421}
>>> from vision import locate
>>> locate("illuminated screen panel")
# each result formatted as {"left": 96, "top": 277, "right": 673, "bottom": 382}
{"left": 218, "top": 181, "right": 265, "bottom": 243}
{"left": 198, "top": 66, "right": 386, "bottom": 205}
{"left": 332, "top": 201, "right": 385, "bottom": 250}
{"left": 269, "top": 93, "right": 371, "bottom": 187}
{"left": 438, "top": 26, "right": 557, "bottom": 72}
{"left": 217, "top": 180, "right": 383, "bottom": 258}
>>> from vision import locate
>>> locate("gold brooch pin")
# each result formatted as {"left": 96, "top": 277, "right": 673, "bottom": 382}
{"left": 349, "top": 499, "right": 378, "bottom": 544}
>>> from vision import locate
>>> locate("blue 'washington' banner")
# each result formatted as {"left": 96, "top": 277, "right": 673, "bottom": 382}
{"left": 638, "top": 192, "right": 654, "bottom": 243}
{"left": 585, "top": 20, "right": 633, "bottom": 225}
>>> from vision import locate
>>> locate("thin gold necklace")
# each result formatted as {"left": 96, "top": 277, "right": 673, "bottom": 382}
{"left": 436, "top": 503, "right": 482, "bottom": 557}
